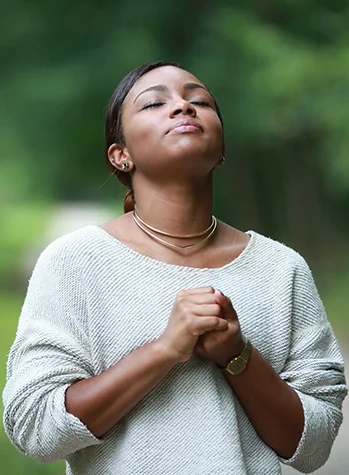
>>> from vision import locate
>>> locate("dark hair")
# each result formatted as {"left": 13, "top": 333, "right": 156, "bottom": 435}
{"left": 104, "top": 60, "right": 224, "bottom": 213}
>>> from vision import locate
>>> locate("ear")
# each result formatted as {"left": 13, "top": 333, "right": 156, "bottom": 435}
{"left": 107, "top": 144, "right": 134, "bottom": 172}
{"left": 215, "top": 141, "right": 226, "bottom": 167}
{"left": 221, "top": 141, "right": 226, "bottom": 157}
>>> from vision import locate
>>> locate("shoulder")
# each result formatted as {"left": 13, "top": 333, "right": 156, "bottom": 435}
{"left": 250, "top": 230, "right": 311, "bottom": 274}
{"left": 33, "top": 225, "right": 105, "bottom": 274}
{"left": 20, "top": 227, "right": 106, "bottom": 312}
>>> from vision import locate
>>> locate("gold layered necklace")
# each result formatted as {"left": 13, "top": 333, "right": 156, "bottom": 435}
{"left": 132, "top": 209, "right": 218, "bottom": 250}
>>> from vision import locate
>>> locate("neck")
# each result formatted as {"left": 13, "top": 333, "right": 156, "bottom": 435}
{"left": 131, "top": 177, "right": 214, "bottom": 237}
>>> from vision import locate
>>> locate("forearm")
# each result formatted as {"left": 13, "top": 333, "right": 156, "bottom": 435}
{"left": 65, "top": 340, "right": 178, "bottom": 437}
{"left": 224, "top": 344, "right": 304, "bottom": 459}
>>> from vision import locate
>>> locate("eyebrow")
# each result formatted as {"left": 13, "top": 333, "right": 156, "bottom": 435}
{"left": 133, "top": 82, "right": 209, "bottom": 103}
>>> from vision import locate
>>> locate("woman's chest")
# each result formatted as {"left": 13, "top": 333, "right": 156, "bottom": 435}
{"left": 85, "top": 267, "right": 293, "bottom": 375}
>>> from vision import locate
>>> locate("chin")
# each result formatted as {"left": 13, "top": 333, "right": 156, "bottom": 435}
{"left": 171, "top": 141, "right": 219, "bottom": 161}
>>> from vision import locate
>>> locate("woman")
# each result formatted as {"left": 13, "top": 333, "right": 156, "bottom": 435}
{"left": 3, "top": 61, "right": 347, "bottom": 475}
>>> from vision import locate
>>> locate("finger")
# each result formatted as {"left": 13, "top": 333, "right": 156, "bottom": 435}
{"left": 191, "top": 316, "right": 228, "bottom": 336}
{"left": 214, "top": 290, "right": 231, "bottom": 307}
{"left": 214, "top": 290, "right": 238, "bottom": 321}
{"left": 187, "top": 294, "right": 218, "bottom": 305}
{"left": 178, "top": 287, "right": 215, "bottom": 296}
{"left": 192, "top": 303, "right": 221, "bottom": 317}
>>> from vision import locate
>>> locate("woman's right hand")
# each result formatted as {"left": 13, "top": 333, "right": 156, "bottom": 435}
{"left": 157, "top": 287, "right": 228, "bottom": 362}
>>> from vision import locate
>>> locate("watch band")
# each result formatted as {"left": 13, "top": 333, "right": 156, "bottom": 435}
{"left": 217, "top": 338, "right": 252, "bottom": 375}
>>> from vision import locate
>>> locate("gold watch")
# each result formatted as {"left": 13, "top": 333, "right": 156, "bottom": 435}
{"left": 222, "top": 339, "right": 252, "bottom": 375}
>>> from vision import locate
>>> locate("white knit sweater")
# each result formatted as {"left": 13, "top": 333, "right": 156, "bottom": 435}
{"left": 2, "top": 226, "right": 347, "bottom": 474}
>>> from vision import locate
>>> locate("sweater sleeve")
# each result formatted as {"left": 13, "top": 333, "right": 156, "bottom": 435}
{"left": 278, "top": 256, "right": 347, "bottom": 474}
{"left": 2, "top": 240, "right": 102, "bottom": 463}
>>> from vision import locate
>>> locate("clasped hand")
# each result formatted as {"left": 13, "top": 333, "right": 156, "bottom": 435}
{"left": 159, "top": 287, "right": 245, "bottom": 366}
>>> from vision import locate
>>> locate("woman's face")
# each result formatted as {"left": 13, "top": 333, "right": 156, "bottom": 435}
{"left": 120, "top": 66, "right": 224, "bottom": 179}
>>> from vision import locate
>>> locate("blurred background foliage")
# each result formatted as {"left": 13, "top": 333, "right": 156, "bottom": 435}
{"left": 1, "top": 1, "right": 349, "bottom": 473}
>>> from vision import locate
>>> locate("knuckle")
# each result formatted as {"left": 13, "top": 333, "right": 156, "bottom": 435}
{"left": 181, "top": 302, "right": 192, "bottom": 314}
{"left": 176, "top": 297, "right": 189, "bottom": 310}
{"left": 182, "top": 312, "right": 194, "bottom": 327}
{"left": 208, "top": 316, "right": 219, "bottom": 327}
{"left": 190, "top": 324, "right": 201, "bottom": 336}
{"left": 177, "top": 291, "right": 186, "bottom": 300}
{"left": 212, "top": 304, "right": 221, "bottom": 315}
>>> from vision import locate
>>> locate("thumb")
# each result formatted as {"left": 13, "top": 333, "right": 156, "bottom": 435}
{"left": 214, "top": 290, "right": 238, "bottom": 321}
{"left": 215, "top": 317, "right": 229, "bottom": 331}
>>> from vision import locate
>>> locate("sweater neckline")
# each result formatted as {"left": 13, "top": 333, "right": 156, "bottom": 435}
{"left": 88, "top": 225, "right": 257, "bottom": 272}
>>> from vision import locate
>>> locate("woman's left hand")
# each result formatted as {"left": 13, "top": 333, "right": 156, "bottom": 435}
{"left": 194, "top": 290, "right": 245, "bottom": 366}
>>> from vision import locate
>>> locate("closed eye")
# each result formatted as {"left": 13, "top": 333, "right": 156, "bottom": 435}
{"left": 141, "top": 102, "right": 165, "bottom": 110}
{"left": 141, "top": 100, "right": 211, "bottom": 111}
{"left": 191, "top": 101, "right": 211, "bottom": 107}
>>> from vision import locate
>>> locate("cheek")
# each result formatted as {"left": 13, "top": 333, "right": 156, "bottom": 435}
{"left": 209, "top": 118, "right": 224, "bottom": 149}
{"left": 211, "top": 114, "right": 223, "bottom": 136}
{"left": 123, "top": 119, "right": 159, "bottom": 156}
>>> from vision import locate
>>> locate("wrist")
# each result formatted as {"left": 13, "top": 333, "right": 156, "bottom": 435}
{"left": 151, "top": 337, "right": 187, "bottom": 366}
{"left": 216, "top": 335, "right": 246, "bottom": 368}
{"left": 217, "top": 337, "right": 252, "bottom": 376}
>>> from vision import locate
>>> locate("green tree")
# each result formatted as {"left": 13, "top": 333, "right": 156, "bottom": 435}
{"left": 1, "top": 0, "right": 349, "bottom": 258}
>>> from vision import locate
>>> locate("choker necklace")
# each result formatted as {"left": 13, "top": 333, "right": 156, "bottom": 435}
{"left": 132, "top": 210, "right": 218, "bottom": 250}
{"left": 133, "top": 209, "right": 216, "bottom": 238}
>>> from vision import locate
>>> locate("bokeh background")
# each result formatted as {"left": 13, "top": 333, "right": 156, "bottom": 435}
{"left": 1, "top": 2, "right": 348, "bottom": 474}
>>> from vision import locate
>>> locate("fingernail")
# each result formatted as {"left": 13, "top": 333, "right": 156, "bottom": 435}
{"left": 217, "top": 289, "right": 225, "bottom": 296}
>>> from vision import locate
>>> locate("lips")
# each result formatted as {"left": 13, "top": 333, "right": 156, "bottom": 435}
{"left": 166, "top": 119, "right": 203, "bottom": 134}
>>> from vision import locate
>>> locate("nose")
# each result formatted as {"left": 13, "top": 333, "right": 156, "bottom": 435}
{"left": 169, "top": 100, "right": 197, "bottom": 118}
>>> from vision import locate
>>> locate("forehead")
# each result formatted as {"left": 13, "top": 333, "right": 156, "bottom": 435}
{"left": 127, "top": 66, "right": 206, "bottom": 101}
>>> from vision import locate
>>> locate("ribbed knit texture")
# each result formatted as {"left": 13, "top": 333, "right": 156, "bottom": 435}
{"left": 2, "top": 225, "right": 347, "bottom": 474}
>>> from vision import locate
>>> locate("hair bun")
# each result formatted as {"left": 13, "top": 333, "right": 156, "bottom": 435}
{"left": 124, "top": 190, "right": 135, "bottom": 213}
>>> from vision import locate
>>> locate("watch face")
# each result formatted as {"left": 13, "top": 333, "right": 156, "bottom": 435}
{"left": 227, "top": 358, "right": 246, "bottom": 375}
{"left": 225, "top": 339, "right": 252, "bottom": 375}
